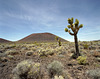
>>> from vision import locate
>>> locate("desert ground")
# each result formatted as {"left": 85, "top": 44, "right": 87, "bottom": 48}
{"left": 0, "top": 41, "right": 100, "bottom": 79}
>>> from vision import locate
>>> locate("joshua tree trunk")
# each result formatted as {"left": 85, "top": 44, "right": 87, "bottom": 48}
{"left": 74, "top": 34, "right": 80, "bottom": 57}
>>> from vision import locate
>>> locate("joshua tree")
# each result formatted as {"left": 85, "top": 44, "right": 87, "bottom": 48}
{"left": 55, "top": 36, "right": 59, "bottom": 41}
{"left": 55, "top": 36, "right": 61, "bottom": 46}
{"left": 65, "top": 17, "right": 83, "bottom": 58}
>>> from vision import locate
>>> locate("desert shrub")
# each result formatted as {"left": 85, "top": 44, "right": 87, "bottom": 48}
{"left": 86, "top": 68, "right": 100, "bottom": 79}
{"left": 83, "top": 44, "right": 89, "bottom": 49}
{"left": 95, "top": 64, "right": 100, "bottom": 67}
{"left": 31, "top": 47, "right": 37, "bottom": 51}
{"left": 34, "top": 41, "right": 37, "bottom": 44}
{"left": 55, "top": 46, "right": 67, "bottom": 55}
{"left": 5, "top": 49, "right": 19, "bottom": 55}
{"left": 90, "top": 50, "right": 94, "bottom": 54}
{"left": 21, "top": 47, "right": 28, "bottom": 51}
{"left": 96, "top": 49, "right": 100, "bottom": 53}
{"left": 47, "top": 60, "right": 64, "bottom": 78}
{"left": 96, "top": 58, "right": 100, "bottom": 62}
{"left": 38, "top": 48, "right": 55, "bottom": 57}
{"left": 27, "top": 63, "right": 41, "bottom": 79}
{"left": 77, "top": 56, "right": 87, "bottom": 65}
{"left": 4, "top": 44, "right": 16, "bottom": 49}
{"left": 25, "top": 51, "right": 33, "bottom": 56}
{"left": 38, "top": 48, "right": 47, "bottom": 57}
{"left": 93, "top": 52, "right": 100, "bottom": 57}
{"left": 12, "top": 60, "right": 41, "bottom": 79}
{"left": 0, "top": 57, "right": 8, "bottom": 62}
{"left": 0, "top": 53, "right": 7, "bottom": 57}
{"left": 89, "top": 45, "right": 96, "bottom": 50}
{"left": 45, "top": 49, "right": 55, "bottom": 56}
{"left": 70, "top": 48, "right": 75, "bottom": 53}
{"left": 7, "top": 55, "right": 14, "bottom": 59}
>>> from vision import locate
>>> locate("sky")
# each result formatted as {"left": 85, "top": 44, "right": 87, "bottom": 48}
{"left": 0, "top": 0, "right": 100, "bottom": 42}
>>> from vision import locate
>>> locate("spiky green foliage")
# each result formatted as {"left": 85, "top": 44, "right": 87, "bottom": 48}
{"left": 77, "top": 56, "right": 87, "bottom": 65}
{"left": 65, "top": 28, "right": 68, "bottom": 32}
{"left": 65, "top": 17, "right": 83, "bottom": 35}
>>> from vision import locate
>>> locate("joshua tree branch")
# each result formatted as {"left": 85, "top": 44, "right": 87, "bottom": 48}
{"left": 68, "top": 30, "right": 74, "bottom": 35}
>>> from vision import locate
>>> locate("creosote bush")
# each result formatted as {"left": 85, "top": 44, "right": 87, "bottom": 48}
{"left": 77, "top": 56, "right": 87, "bottom": 65}
{"left": 86, "top": 68, "right": 100, "bottom": 79}
{"left": 27, "top": 63, "right": 41, "bottom": 79}
{"left": 38, "top": 48, "right": 55, "bottom": 57}
{"left": 12, "top": 60, "right": 41, "bottom": 79}
{"left": 47, "top": 60, "right": 64, "bottom": 78}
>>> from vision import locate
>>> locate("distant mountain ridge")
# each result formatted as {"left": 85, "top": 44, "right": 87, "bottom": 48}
{"left": 17, "top": 32, "right": 67, "bottom": 43}
{"left": 0, "top": 38, "right": 12, "bottom": 43}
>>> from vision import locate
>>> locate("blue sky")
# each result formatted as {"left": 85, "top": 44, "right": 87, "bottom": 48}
{"left": 0, "top": 0, "right": 100, "bottom": 41}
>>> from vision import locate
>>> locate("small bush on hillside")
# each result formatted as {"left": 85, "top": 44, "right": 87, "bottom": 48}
{"left": 77, "top": 56, "right": 87, "bottom": 65}
{"left": 47, "top": 60, "right": 64, "bottom": 78}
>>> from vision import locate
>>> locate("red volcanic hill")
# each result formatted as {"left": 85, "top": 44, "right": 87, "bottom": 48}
{"left": 0, "top": 38, "right": 12, "bottom": 43}
{"left": 18, "top": 32, "right": 67, "bottom": 43}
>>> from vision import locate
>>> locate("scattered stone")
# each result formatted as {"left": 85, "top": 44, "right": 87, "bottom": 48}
{"left": 77, "top": 66, "right": 83, "bottom": 71}
{"left": 59, "top": 75, "right": 64, "bottom": 79}
{"left": 25, "top": 51, "right": 33, "bottom": 56}
{"left": 0, "top": 51, "right": 3, "bottom": 53}
{"left": 96, "top": 58, "right": 100, "bottom": 62}
{"left": 0, "top": 64, "right": 6, "bottom": 67}
{"left": 67, "top": 63, "right": 73, "bottom": 66}
{"left": 89, "top": 46, "right": 96, "bottom": 50}
{"left": 54, "top": 75, "right": 59, "bottom": 79}
{"left": 1, "top": 57, "right": 8, "bottom": 62}
{"left": 96, "top": 49, "right": 100, "bottom": 53}
{"left": 90, "top": 50, "right": 94, "bottom": 54}
{"left": 54, "top": 75, "right": 64, "bottom": 79}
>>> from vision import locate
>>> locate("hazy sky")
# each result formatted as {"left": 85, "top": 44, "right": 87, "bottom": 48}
{"left": 0, "top": 0, "right": 100, "bottom": 41}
